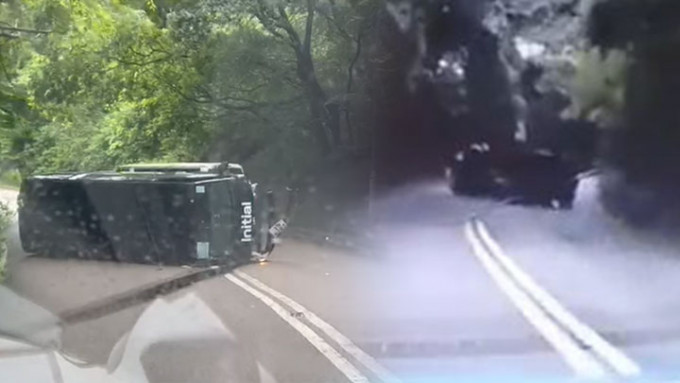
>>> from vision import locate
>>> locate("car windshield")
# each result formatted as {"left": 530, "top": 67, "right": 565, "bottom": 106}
{"left": 1, "top": 0, "right": 680, "bottom": 382}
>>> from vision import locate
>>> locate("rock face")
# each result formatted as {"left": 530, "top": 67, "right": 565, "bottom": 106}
{"left": 370, "top": 0, "right": 596, "bottom": 187}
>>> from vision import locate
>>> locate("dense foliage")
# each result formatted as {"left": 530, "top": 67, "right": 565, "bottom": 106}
{"left": 0, "top": 0, "right": 377, "bottom": 181}
{"left": 570, "top": 48, "right": 628, "bottom": 129}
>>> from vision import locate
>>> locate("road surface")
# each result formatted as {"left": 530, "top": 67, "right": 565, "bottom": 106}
{"left": 2, "top": 180, "right": 680, "bottom": 382}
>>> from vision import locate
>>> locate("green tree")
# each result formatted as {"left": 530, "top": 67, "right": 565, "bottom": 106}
{"left": 0, "top": 0, "right": 377, "bottom": 183}
{"left": 0, "top": 0, "right": 47, "bottom": 174}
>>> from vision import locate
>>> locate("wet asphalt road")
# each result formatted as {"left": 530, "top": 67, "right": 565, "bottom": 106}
{"left": 2, "top": 180, "right": 680, "bottom": 382}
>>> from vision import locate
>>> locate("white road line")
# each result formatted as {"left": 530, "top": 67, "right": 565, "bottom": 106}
{"left": 234, "top": 270, "right": 402, "bottom": 383}
{"left": 464, "top": 223, "right": 608, "bottom": 378}
{"left": 473, "top": 219, "right": 641, "bottom": 377}
{"left": 224, "top": 274, "right": 370, "bottom": 383}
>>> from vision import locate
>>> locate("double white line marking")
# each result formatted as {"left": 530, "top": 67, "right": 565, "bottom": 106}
{"left": 228, "top": 220, "right": 641, "bottom": 381}
{"left": 465, "top": 218, "right": 641, "bottom": 379}
{"left": 226, "top": 270, "right": 401, "bottom": 383}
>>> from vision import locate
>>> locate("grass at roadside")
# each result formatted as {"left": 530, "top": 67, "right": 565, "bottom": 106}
{"left": 0, "top": 202, "right": 11, "bottom": 281}
{"left": 0, "top": 183, "right": 19, "bottom": 191}
{"left": 0, "top": 170, "right": 20, "bottom": 191}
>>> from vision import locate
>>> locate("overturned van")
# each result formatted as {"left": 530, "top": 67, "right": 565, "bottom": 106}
{"left": 18, "top": 163, "right": 271, "bottom": 265}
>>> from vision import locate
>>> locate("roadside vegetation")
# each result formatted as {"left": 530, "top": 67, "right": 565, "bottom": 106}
{"left": 569, "top": 48, "right": 628, "bottom": 129}
{"left": 0, "top": 0, "right": 378, "bottom": 184}
{"left": 0, "top": 170, "right": 20, "bottom": 190}
{"left": 0, "top": 201, "right": 11, "bottom": 281}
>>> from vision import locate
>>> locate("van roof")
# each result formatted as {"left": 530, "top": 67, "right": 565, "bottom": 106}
{"left": 26, "top": 162, "right": 247, "bottom": 184}
{"left": 28, "top": 171, "right": 230, "bottom": 183}
{"left": 118, "top": 162, "right": 220, "bottom": 172}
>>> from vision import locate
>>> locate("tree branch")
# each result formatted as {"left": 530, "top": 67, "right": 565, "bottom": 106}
{"left": 275, "top": 5, "right": 303, "bottom": 51}
{"left": 114, "top": 55, "right": 172, "bottom": 67}
{"left": 283, "top": 75, "right": 302, "bottom": 88}
{"left": 161, "top": 75, "right": 302, "bottom": 120}
{"left": 303, "top": 0, "right": 316, "bottom": 54}
{"left": 317, "top": 3, "right": 353, "bottom": 42}
{"left": 0, "top": 25, "right": 51, "bottom": 35}
{"left": 0, "top": 32, "right": 18, "bottom": 40}
{"left": 346, "top": 33, "right": 363, "bottom": 94}
{"left": 344, "top": 30, "right": 363, "bottom": 143}
{"left": 0, "top": 58, "right": 11, "bottom": 80}
{"left": 253, "top": 7, "right": 285, "bottom": 40}
{"left": 169, "top": 82, "right": 261, "bottom": 117}
{"left": 213, "top": 99, "right": 261, "bottom": 113}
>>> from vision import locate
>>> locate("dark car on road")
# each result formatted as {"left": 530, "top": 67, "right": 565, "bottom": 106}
{"left": 449, "top": 144, "right": 579, "bottom": 209}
